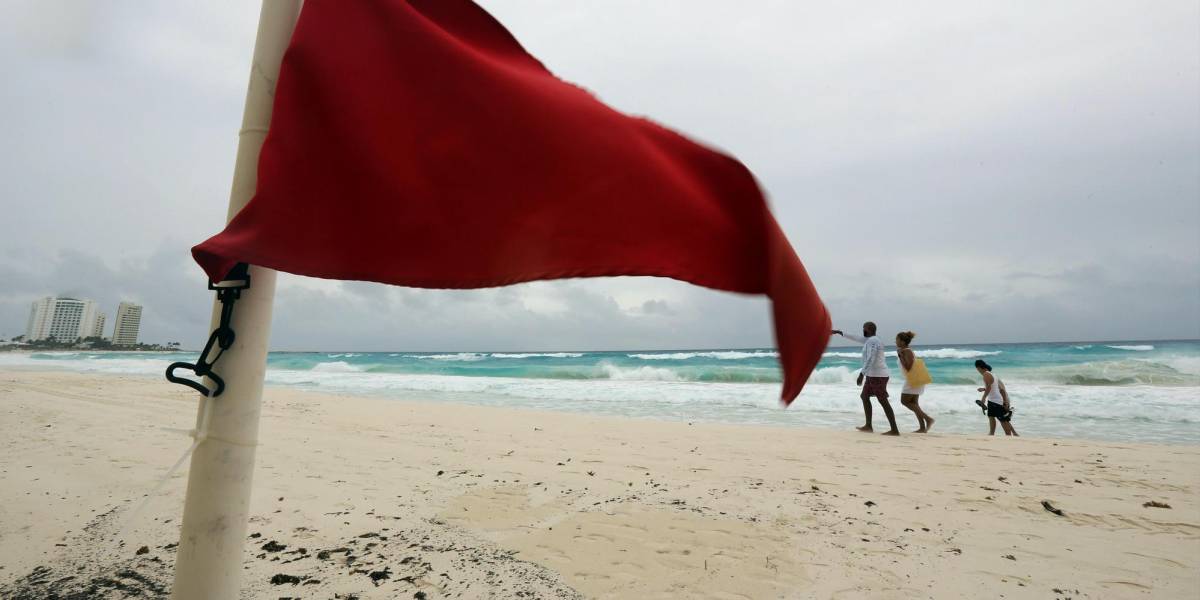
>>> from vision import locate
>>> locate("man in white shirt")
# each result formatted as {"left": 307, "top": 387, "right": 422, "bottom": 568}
{"left": 832, "top": 321, "right": 900, "bottom": 435}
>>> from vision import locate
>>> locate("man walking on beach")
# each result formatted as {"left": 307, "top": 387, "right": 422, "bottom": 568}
{"left": 832, "top": 322, "right": 900, "bottom": 435}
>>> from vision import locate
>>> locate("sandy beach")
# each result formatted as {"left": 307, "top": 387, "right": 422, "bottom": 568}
{"left": 1, "top": 370, "right": 1197, "bottom": 599}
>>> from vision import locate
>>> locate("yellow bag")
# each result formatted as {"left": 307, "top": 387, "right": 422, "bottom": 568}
{"left": 906, "top": 357, "right": 933, "bottom": 386}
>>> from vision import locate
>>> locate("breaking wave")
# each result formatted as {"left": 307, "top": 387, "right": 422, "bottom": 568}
{"left": 404, "top": 353, "right": 487, "bottom": 361}
{"left": 628, "top": 350, "right": 778, "bottom": 360}
{"left": 915, "top": 348, "right": 1002, "bottom": 359}
{"left": 1015, "top": 359, "right": 1199, "bottom": 386}
{"left": 599, "top": 363, "right": 681, "bottom": 381}
{"left": 311, "top": 361, "right": 364, "bottom": 373}
{"left": 404, "top": 352, "right": 585, "bottom": 360}
{"left": 490, "top": 352, "right": 584, "bottom": 359}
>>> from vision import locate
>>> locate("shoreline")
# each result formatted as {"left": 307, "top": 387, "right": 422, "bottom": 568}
{"left": 3, "top": 360, "right": 1198, "bottom": 446}
{"left": 7, "top": 366, "right": 1200, "bottom": 450}
{"left": 2, "top": 370, "right": 1198, "bottom": 598}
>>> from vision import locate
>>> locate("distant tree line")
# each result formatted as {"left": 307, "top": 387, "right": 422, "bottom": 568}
{"left": 3, "top": 335, "right": 182, "bottom": 352}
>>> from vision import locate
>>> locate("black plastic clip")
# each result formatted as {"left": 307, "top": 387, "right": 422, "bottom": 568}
{"left": 166, "top": 263, "right": 251, "bottom": 397}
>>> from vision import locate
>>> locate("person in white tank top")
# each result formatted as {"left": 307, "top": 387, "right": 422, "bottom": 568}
{"left": 975, "top": 359, "right": 1018, "bottom": 436}
{"left": 895, "top": 331, "right": 934, "bottom": 433}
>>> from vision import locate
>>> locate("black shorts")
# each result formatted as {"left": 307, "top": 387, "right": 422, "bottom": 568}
{"left": 986, "top": 402, "right": 1012, "bottom": 422}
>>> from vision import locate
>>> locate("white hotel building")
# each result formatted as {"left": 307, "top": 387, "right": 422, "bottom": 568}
{"left": 112, "top": 301, "right": 143, "bottom": 346}
{"left": 26, "top": 297, "right": 103, "bottom": 342}
{"left": 89, "top": 313, "right": 107, "bottom": 338}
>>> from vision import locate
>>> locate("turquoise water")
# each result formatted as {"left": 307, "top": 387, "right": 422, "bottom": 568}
{"left": 3, "top": 340, "right": 1198, "bottom": 444}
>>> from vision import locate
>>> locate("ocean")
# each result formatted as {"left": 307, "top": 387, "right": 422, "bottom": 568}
{"left": 3, "top": 340, "right": 1198, "bottom": 444}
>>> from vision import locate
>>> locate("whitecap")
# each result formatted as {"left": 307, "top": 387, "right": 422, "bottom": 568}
{"left": 599, "top": 363, "right": 682, "bottom": 381}
{"left": 403, "top": 353, "right": 487, "bottom": 361}
{"left": 627, "top": 350, "right": 777, "bottom": 360}
{"left": 0, "top": 352, "right": 177, "bottom": 374}
{"left": 311, "top": 361, "right": 364, "bottom": 373}
{"left": 628, "top": 352, "right": 694, "bottom": 360}
{"left": 1009, "top": 359, "right": 1199, "bottom": 386}
{"left": 1160, "top": 356, "right": 1200, "bottom": 376}
{"left": 490, "top": 352, "right": 584, "bottom": 359}
{"left": 915, "top": 348, "right": 1002, "bottom": 359}
{"left": 807, "top": 365, "right": 856, "bottom": 384}
{"left": 1106, "top": 345, "right": 1154, "bottom": 351}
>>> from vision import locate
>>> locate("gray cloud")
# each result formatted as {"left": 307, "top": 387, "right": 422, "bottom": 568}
{"left": 2, "top": 1, "right": 1197, "bottom": 347}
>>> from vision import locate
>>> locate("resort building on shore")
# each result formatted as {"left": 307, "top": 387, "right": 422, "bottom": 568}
{"left": 25, "top": 297, "right": 102, "bottom": 342}
{"left": 89, "top": 312, "right": 107, "bottom": 339}
{"left": 112, "top": 302, "right": 143, "bottom": 346}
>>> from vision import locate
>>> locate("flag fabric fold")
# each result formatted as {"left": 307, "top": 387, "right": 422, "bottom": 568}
{"left": 192, "top": 0, "right": 830, "bottom": 403}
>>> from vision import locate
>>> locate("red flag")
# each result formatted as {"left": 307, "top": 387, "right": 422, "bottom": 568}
{"left": 192, "top": 0, "right": 829, "bottom": 403}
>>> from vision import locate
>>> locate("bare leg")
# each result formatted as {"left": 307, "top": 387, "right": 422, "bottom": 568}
{"left": 916, "top": 398, "right": 934, "bottom": 432}
{"left": 901, "top": 394, "right": 931, "bottom": 433}
{"left": 1002, "top": 421, "right": 1018, "bottom": 436}
{"left": 858, "top": 393, "right": 873, "bottom": 432}
{"left": 988, "top": 416, "right": 997, "bottom": 435}
{"left": 878, "top": 397, "right": 900, "bottom": 435}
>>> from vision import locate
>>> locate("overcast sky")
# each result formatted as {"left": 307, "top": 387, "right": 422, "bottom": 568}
{"left": 2, "top": 1, "right": 1197, "bottom": 350}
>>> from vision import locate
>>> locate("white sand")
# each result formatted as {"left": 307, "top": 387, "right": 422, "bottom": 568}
{"left": 1, "top": 370, "right": 1197, "bottom": 598}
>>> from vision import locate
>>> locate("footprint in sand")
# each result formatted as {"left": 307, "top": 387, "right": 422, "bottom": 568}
{"left": 1123, "top": 551, "right": 1188, "bottom": 569}
{"left": 1101, "top": 580, "right": 1152, "bottom": 590}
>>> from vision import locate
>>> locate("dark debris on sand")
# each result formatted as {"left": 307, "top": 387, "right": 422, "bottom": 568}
{"left": 0, "top": 507, "right": 173, "bottom": 599}
{"left": 1042, "top": 500, "right": 1066, "bottom": 516}
{"left": 270, "top": 573, "right": 304, "bottom": 585}
{"left": 3, "top": 502, "right": 584, "bottom": 599}
{"left": 242, "top": 515, "right": 584, "bottom": 599}
{"left": 368, "top": 566, "right": 391, "bottom": 585}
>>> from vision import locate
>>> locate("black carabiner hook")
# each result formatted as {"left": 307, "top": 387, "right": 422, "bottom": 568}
{"left": 165, "top": 327, "right": 229, "bottom": 397}
{"left": 165, "top": 263, "right": 250, "bottom": 398}
{"left": 166, "top": 361, "right": 226, "bottom": 397}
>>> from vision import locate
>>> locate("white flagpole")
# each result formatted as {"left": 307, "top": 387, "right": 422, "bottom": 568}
{"left": 170, "top": 2, "right": 301, "bottom": 598}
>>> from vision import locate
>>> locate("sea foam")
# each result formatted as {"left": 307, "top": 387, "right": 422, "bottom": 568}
{"left": 490, "top": 352, "right": 584, "bottom": 359}
{"left": 5, "top": 341, "right": 1198, "bottom": 444}
{"left": 404, "top": 353, "right": 487, "bottom": 361}
{"left": 311, "top": 361, "right": 365, "bottom": 373}
{"left": 628, "top": 350, "right": 778, "bottom": 360}
{"left": 915, "top": 348, "right": 1002, "bottom": 359}
{"left": 600, "top": 362, "right": 682, "bottom": 381}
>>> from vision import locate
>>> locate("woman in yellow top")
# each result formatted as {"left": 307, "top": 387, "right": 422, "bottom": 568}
{"left": 895, "top": 331, "right": 935, "bottom": 433}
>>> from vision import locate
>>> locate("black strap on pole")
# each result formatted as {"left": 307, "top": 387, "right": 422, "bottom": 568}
{"left": 165, "top": 263, "right": 251, "bottom": 397}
